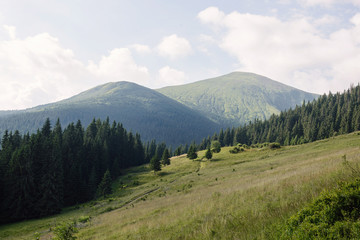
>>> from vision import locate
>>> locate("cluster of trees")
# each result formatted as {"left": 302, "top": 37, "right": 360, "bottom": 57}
{"left": 149, "top": 148, "right": 171, "bottom": 173}
{"left": 199, "top": 85, "right": 360, "bottom": 148}
{"left": 0, "top": 118, "right": 147, "bottom": 223}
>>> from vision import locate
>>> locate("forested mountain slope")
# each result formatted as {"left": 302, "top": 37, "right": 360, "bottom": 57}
{"left": 157, "top": 72, "right": 318, "bottom": 126}
{"left": 198, "top": 84, "right": 360, "bottom": 150}
{"left": 0, "top": 82, "right": 220, "bottom": 147}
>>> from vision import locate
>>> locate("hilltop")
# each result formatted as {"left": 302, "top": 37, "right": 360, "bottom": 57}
{"left": 158, "top": 72, "right": 318, "bottom": 126}
{"left": 0, "top": 82, "right": 220, "bottom": 147}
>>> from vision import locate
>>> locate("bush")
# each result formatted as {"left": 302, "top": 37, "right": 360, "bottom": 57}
{"left": 269, "top": 142, "right": 281, "bottom": 149}
{"left": 53, "top": 221, "right": 78, "bottom": 240}
{"left": 78, "top": 216, "right": 91, "bottom": 223}
{"left": 242, "top": 144, "right": 250, "bottom": 149}
{"left": 280, "top": 179, "right": 360, "bottom": 239}
{"left": 229, "top": 146, "right": 245, "bottom": 154}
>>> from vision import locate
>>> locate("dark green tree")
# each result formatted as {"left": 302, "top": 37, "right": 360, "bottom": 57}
{"left": 150, "top": 154, "right": 161, "bottom": 172}
{"left": 205, "top": 147, "right": 212, "bottom": 160}
{"left": 187, "top": 145, "right": 198, "bottom": 160}
{"left": 174, "top": 145, "right": 182, "bottom": 156}
{"left": 161, "top": 148, "right": 171, "bottom": 165}
{"left": 211, "top": 140, "right": 221, "bottom": 153}
{"left": 97, "top": 170, "right": 112, "bottom": 198}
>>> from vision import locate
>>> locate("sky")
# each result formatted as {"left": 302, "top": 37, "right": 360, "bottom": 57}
{"left": 1, "top": 0, "right": 360, "bottom": 110}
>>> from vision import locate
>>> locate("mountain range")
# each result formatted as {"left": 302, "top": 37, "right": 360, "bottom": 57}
{"left": 0, "top": 72, "right": 318, "bottom": 147}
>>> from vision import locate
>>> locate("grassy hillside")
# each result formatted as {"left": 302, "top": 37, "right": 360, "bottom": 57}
{"left": 0, "top": 82, "right": 220, "bottom": 147}
{"left": 157, "top": 72, "right": 318, "bottom": 126}
{"left": 1, "top": 132, "right": 359, "bottom": 239}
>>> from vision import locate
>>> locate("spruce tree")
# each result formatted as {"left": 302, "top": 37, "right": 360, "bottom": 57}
{"left": 205, "top": 147, "right": 212, "bottom": 160}
{"left": 161, "top": 149, "right": 171, "bottom": 165}
{"left": 150, "top": 154, "right": 161, "bottom": 172}
{"left": 97, "top": 170, "right": 112, "bottom": 198}
{"left": 187, "top": 145, "right": 198, "bottom": 160}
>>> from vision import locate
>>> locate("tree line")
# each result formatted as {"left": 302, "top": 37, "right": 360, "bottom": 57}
{"left": 193, "top": 85, "right": 360, "bottom": 150}
{"left": 0, "top": 117, "right": 171, "bottom": 223}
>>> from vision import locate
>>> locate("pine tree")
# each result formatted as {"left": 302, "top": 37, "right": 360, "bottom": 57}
{"left": 205, "top": 147, "right": 212, "bottom": 160}
{"left": 97, "top": 170, "right": 112, "bottom": 198}
{"left": 187, "top": 145, "right": 198, "bottom": 160}
{"left": 161, "top": 149, "right": 171, "bottom": 165}
{"left": 174, "top": 145, "right": 182, "bottom": 156}
{"left": 150, "top": 154, "right": 161, "bottom": 172}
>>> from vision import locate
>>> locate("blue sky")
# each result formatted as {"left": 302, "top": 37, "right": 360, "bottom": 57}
{"left": 0, "top": 0, "right": 360, "bottom": 109}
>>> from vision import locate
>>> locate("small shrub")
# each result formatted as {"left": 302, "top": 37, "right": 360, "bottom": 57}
{"left": 53, "top": 221, "right": 78, "bottom": 240}
{"left": 243, "top": 144, "right": 250, "bottom": 149}
{"left": 269, "top": 142, "right": 281, "bottom": 149}
{"left": 33, "top": 232, "right": 40, "bottom": 240}
{"left": 229, "top": 146, "right": 245, "bottom": 154}
{"left": 229, "top": 148, "right": 239, "bottom": 154}
{"left": 78, "top": 216, "right": 91, "bottom": 223}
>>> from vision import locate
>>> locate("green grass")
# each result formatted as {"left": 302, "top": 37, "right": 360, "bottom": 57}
{"left": 1, "top": 133, "right": 360, "bottom": 239}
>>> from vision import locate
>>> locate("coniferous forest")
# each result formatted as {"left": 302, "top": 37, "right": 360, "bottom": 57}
{"left": 197, "top": 85, "right": 360, "bottom": 150}
{"left": 0, "top": 117, "right": 150, "bottom": 223}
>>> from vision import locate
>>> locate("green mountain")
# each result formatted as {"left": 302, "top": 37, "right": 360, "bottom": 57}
{"left": 157, "top": 72, "right": 318, "bottom": 126}
{"left": 0, "top": 82, "right": 220, "bottom": 147}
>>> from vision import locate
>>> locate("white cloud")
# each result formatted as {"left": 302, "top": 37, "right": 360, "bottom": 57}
{"left": 130, "top": 44, "right": 151, "bottom": 54}
{"left": 351, "top": 13, "right": 360, "bottom": 25}
{"left": 197, "top": 34, "right": 218, "bottom": 54}
{"left": 0, "top": 29, "right": 150, "bottom": 110}
{"left": 198, "top": 6, "right": 225, "bottom": 25}
{"left": 3, "top": 25, "right": 16, "bottom": 39}
{"left": 88, "top": 48, "right": 150, "bottom": 85}
{"left": 199, "top": 7, "right": 360, "bottom": 94}
{"left": 157, "top": 34, "right": 192, "bottom": 60}
{"left": 299, "top": 0, "right": 360, "bottom": 7}
{"left": 314, "top": 15, "right": 339, "bottom": 26}
{"left": 156, "top": 66, "right": 187, "bottom": 87}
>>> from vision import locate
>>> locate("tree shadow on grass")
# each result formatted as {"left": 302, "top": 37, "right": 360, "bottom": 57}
{"left": 157, "top": 171, "right": 173, "bottom": 177}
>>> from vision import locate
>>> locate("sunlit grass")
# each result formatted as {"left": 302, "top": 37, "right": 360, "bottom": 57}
{"left": 1, "top": 133, "right": 360, "bottom": 239}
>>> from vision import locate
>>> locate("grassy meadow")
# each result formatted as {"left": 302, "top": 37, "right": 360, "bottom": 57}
{"left": 1, "top": 132, "right": 360, "bottom": 239}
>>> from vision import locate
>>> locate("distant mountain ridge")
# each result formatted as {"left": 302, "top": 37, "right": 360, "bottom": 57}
{"left": 157, "top": 72, "right": 318, "bottom": 126}
{"left": 0, "top": 72, "right": 318, "bottom": 146}
{"left": 0, "top": 82, "right": 220, "bottom": 147}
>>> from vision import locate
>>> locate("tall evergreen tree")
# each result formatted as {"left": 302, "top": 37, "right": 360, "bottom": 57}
{"left": 97, "top": 170, "right": 112, "bottom": 198}
{"left": 205, "top": 147, "right": 212, "bottom": 160}
{"left": 187, "top": 145, "right": 198, "bottom": 160}
{"left": 161, "top": 148, "right": 171, "bottom": 165}
{"left": 150, "top": 154, "right": 161, "bottom": 172}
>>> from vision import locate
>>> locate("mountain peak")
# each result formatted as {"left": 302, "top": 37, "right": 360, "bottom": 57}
{"left": 157, "top": 72, "right": 318, "bottom": 126}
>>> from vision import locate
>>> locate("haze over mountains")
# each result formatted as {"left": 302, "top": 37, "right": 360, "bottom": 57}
{"left": 0, "top": 72, "right": 318, "bottom": 146}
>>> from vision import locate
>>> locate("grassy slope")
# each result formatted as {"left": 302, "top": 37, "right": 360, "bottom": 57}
{"left": 1, "top": 133, "right": 360, "bottom": 239}
{"left": 157, "top": 72, "right": 318, "bottom": 126}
